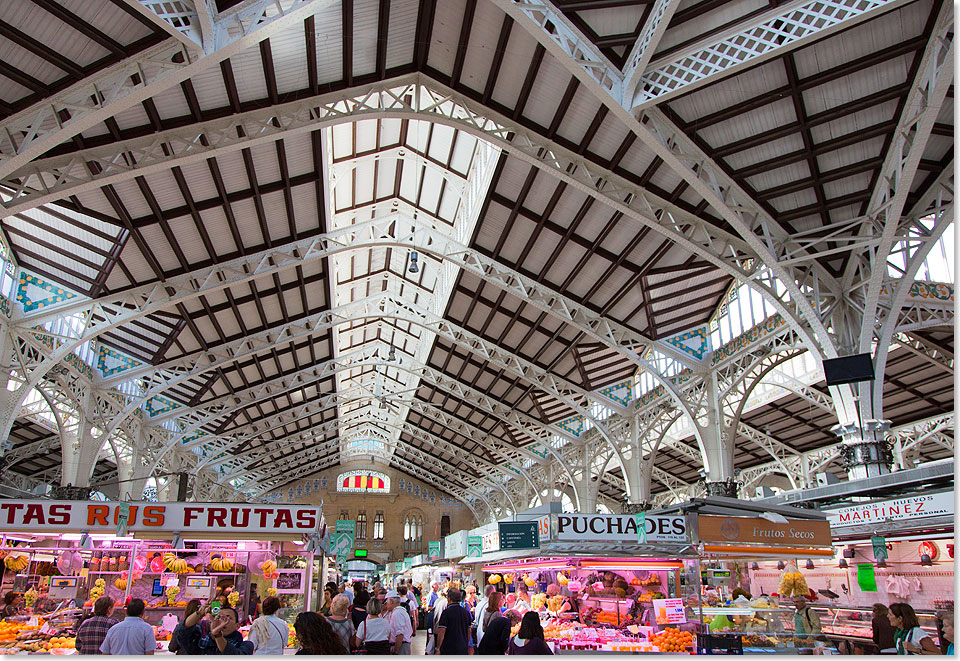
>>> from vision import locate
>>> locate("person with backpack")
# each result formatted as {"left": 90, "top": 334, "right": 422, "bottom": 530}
{"left": 356, "top": 598, "right": 392, "bottom": 654}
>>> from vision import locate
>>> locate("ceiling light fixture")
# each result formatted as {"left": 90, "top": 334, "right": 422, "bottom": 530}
{"left": 838, "top": 558, "right": 848, "bottom": 569}
{"left": 388, "top": 345, "right": 396, "bottom": 362}
{"left": 408, "top": 250, "right": 419, "bottom": 274}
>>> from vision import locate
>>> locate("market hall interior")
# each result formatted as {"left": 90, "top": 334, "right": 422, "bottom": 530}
{"left": 0, "top": 0, "right": 952, "bottom": 655}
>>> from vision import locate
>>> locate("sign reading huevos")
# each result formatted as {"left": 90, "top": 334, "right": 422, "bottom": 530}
{"left": 0, "top": 501, "right": 322, "bottom": 535}
{"left": 826, "top": 491, "right": 953, "bottom": 528}
{"left": 554, "top": 514, "right": 688, "bottom": 543}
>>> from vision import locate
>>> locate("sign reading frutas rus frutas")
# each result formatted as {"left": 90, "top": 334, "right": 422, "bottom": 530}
{"left": 0, "top": 501, "right": 323, "bottom": 535}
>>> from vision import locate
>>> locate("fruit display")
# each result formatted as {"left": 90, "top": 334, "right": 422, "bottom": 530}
{"left": 163, "top": 553, "right": 191, "bottom": 573}
{"left": 531, "top": 593, "right": 546, "bottom": 610}
{"left": 23, "top": 588, "right": 38, "bottom": 608}
{"left": 227, "top": 591, "right": 240, "bottom": 608}
{"left": 503, "top": 573, "right": 514, "bottom": 585}
{"left": 581, "top": 571, "right": 635, "bottom": 598}
{"left": 546, "top": 595, "right": 564, "bottom": 613}
{"left": 165, "top": 586, "right": 180, "bottom": 605}
{"left": 650, "top": 627, "right": 694, "bottom": 653}
{"left": 210, "top": 554, "right": 235, "bottom": 573}
{"left": 556, "top": 573, "right": 569, "bottom": 586}
{"left": 524, "top": 575, "right": 536, "bottom": 588}
{"left": 3, "top": 553, "right": 28, "bottom": 572}
{"left": 582, "top": 606, "right": 619, "bottom": 625}
{"left": 89, "top": 578, "right": 106, "bottom": 602}
{"left": 487, "top": 573, "right": 501, "bottom": 585}
{"left": 778, "top": 563, "right": 809, "bottom": 598}
{"left": 114, "top": 577, "right": 128, "bottom": 591}
{"left": 266, "top": 588, "right": 277, "bottom": 597}
{"left": 260, "top": 559, "right": 278, "bottom": 579}
{"left": 542, "top": 620, "right": 577, "bottom": 641}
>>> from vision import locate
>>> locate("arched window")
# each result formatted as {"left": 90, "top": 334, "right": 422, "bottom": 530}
{"left": 356, "top": 511, "right": 367, "bottom": 540}
{"left": 403, "top": 516, "right": 411, "bottom": 541}
{"left": 373, "top": 512, "right": 385, "bottom": 540}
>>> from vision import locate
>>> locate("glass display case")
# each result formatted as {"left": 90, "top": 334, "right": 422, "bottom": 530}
{"left": 810, "top": 605, "right": 941, "bottom": 653}
{"left": 698, "top": 631, "right": 840, "bottom": 654}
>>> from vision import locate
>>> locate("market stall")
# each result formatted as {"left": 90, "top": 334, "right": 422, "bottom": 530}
{"left": 782, "top": 489, "right": 954, "bottom": 654}
{"left": 0, "top": 501, "right": 323, "bottom": 655}
{"left": 666, "top": 497, "right": 841, "bottom": 654}
{"left": 465, "top": 510, "right": 701, "bottom": 654}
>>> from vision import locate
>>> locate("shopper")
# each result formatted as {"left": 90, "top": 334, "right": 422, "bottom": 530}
{"left": 294, "top": 612, "right": 347, "bottom": 655}
{"left": 427, "top": 583, "right": 449, "bottom": 654}
{"left": 248, "top": 596, "right": 289, "bottom": 655}
{"left": 76, "top": 596, "right": 118, "bottom": 655}
{"left": 169, "top": 600, "right": 205, "bottom": 655}
{"left": 939, "top": 612, "right": 954, "bottom": 655}
{"left": 177, "top": 603, "right": 254, "bottom": 654}
{"left": 477, "top": 592, "right": 504, "bottom": 644}
{"left": 792, "top": 596, "right": 822, "bottom": 637}
{"left": 385, "top": 590, "right": 414, "bottom": 655}
{"left": 889, "top": 603, "right": 939, "bottom": 654}
{"left": 872, "top": 603, "right": 896, "bottom": 652}
{"left": 247, "top": 584, "right": 261, "bottom": 623}
{"left": 327, "top": 594, "right": 357, "bottom": 652}
{"left": 477, "top": 609, "right": 521, "bottom": 655}
{"left": 398, "top": 585, "right": 419, "bottom": 633}
{"left": 425, "top": 582, "right": 442, "bottom": 634}
{"left": 435, "top": 587, "right": 473, "bottom": 655}
{"left": 351, "top": 587, "right": 370, "bottom": 631}
{"left": 99, "top": 598, "right": 155, "bottom": 655}
{"left": 507, "top": 611, "right": 553, "bottom": 655}
{"left": 357, "top": 598, "right": 392, "bottom": 655}
{"left": 319, "top": 587, "right": 334, "bottom": 617}
{"left": 2, "top": 593, "right": 22, "bottom": 618}
{"left": 473, "top": 585, "right": 495, "bottom": 638}
{"left": 465, "top": 585, "right": 478, "bottom": 611}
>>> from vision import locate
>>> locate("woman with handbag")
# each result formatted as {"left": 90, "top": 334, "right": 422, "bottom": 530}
{"left": 357, "top": 598, "right": 392, "bottom": 654}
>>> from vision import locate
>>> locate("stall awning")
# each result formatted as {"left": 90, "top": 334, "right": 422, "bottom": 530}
{"left": 459, "top": 541, "right": 695, "bottom": 565}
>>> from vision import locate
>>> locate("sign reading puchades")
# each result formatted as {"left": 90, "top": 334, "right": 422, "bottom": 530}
{"left": 0, "top": 501, "right": 323, "bottom": 535}
{"left": 553, "top": 514, "right": 688, "bottom": 543}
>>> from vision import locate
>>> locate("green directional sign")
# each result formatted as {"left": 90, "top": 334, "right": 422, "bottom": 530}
{"left": 428, "top": 541, "right": 440, "bottom": 560}
{"left": 467, "top": 536, "right": 482, "bottom": 558}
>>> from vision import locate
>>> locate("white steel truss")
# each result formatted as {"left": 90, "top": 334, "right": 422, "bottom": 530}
{"left": 0, "top": 0, "right": 334, "bottom": 181}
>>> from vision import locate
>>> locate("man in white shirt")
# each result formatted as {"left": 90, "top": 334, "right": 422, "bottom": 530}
{"left": 99, "top": 599, "right": 155, "bottom": 655}
{"left": 385, "top": 590, "right": 413, "bottom": 655}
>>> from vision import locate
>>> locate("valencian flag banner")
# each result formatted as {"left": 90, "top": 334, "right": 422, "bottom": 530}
{"left": 342, "top": 474, "right": 385, "bottom": 490}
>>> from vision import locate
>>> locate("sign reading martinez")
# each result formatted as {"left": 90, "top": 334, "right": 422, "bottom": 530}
{"left": 826, "top": 491, "right": 953, "bottom": 528}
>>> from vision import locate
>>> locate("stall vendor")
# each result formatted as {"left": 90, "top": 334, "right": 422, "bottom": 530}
{"left": 2, "top": 593, "right": 22, "bottom": 617}
{"left": 545, "top": 584, "right": 572, "bottom": 616}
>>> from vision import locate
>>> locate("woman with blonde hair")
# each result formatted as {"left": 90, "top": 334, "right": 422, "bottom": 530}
{"left": 326, "top": 594, "right": 357, "bottom": 652}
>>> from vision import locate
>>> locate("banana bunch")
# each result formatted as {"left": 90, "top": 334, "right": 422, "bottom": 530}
{"left": 503, "top": 573, "right": 514, "bottom": 585}
{"left": 260, "top": 559, "right": 277, "bottom": 577}
{"left": 3, "top": 553, "right": 28, "bottom": 572}
{"left": 557, "top": 573, "right": 569, "bottom": 586}
{"left": 778, "top": 563, "right": 809, "bottom": 598}
{"left": 165, "top": 586, "right": 180, "bottom": 604}
{"left": 487, "top": 574, "right": 501, "bottom": 585}
{"left": 523, "top": 574, "right": 536, "bottom": 588}
{"left": 546, "top": 596, "right": 564, "bottom": 612}
{"left": 210, "top": 554, "right": 234, "bottom": 573}
{"left": 114, "top": 578, "right": 127, "bottom": 590}
{"left": 23, "top": 588, "right": 38, "bottom": 608}
{"left": 163, "top": 553, "right": 190, "bottom": 573}
{"left": 227, "top": 591, "right": 240, "bottom": 608}
{"left": 266, "top": 588, "right": 277, "bottom": 597}
{"left": 89, "top": 578, "right": 106, "bottom": 602}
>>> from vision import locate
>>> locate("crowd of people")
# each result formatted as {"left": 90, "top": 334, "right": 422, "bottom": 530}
{"left": 6, "top": 576, "right": 952, "bottom": 655}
